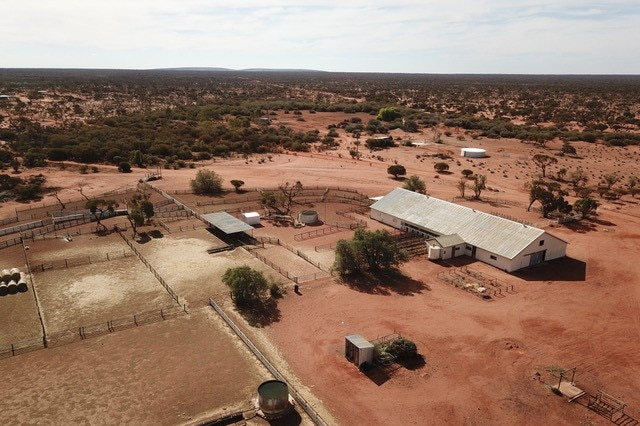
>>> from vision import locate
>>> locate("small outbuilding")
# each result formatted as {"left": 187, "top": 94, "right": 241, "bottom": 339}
{"left": 461, "top": 147, "right": 487, "bottom": 158}
{"left": 345, "top": 334, "right": 374, "bottom": 368}
{"left": 426, "top": 234, "right": 466, "bottom": 260}
{"left": 241, "top": 212, "right": 261, "bottom": 226}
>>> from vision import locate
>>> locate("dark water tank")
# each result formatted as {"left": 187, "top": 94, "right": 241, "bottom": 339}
{"left": 257, "top": 380, "right": 292, "bottom": 419}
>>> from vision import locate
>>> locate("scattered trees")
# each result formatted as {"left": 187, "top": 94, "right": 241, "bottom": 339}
{"left": 471, "top": 175, "right": 487, "bottom": 199}
{"left": 387, "top": 164, "right": 407, "bottom": 179}
{"left": 532, "top": 154, "right": 558, "bottom": 178}
{"left": 222, "top": 265, "right": 268, "bottom": 306}
{"left": 461, "top": 169, "right": 474, "bottom": 178}
{"left": 561, "top": 142, "right": 577, "bottom": 156}
{"left": 567, "top": 167, "right": 589, "bottom": 195}
{"left": 333, "top": 229, "right": 408, "bottom": 276}
{"left": 573, "top": 197, "right": 600, "bottom": 218}
{"left": 403, "top": 175, "right": 426, "bottom": 194}
{"left": 190, "top": 169, "right": 223, "bottom": 195}
{"left": 279, "top": 181, "right": 303, "bottom": 215}
{"left": 627, "top": 176, "right": 639, "bottom": 198}
{"left": 118, "top": 161, "right": 132, "bottom": 173}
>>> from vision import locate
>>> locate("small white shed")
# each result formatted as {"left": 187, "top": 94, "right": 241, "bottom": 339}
{"left": 345, "top": 334, "right": 374, "bottom": 368}
{"left": 241, "top": 212, "right": 261, "bottom": 226}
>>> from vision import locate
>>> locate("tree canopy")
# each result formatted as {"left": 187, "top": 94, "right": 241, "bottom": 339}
{"left": 387, "top": 164, "right": 407, "bottom": 179}
{"left": 403, "top": 175, "right": 426, "bottom": 194}
{"left": 376, "top": 106, "right": 401, "bottom": 122}
{"left": 333, "top": 229, "right": 408, "bottom": 276}
{"left": 222, "top": 265, "right": 269, "bottom": 306}
{"left": 190, "top": 169, "right": 223, "bottom": 195}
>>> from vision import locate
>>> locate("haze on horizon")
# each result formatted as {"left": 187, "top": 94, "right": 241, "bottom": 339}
{"left": 3, "top": 0, "right": 640, "bottom": 75}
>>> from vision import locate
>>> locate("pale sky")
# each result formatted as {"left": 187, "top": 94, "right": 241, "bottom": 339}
{"left": 3, "top": 0, "right": 639, "bottom": 74}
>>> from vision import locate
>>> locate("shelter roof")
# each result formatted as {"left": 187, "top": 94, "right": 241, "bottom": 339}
{"left": 201, "top": 212, "right": 254, "bottom": 234}
{"left": 431, "top": 234, "right": 465, "bottom": 247}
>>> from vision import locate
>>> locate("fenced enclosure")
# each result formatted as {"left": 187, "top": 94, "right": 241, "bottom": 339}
{"left": 46, "top": 305, "right": 187, "bottom": 348}
{"left": 29, "top": 249, "right": 134, "bottom": 273}
{"left": 116, "top": 230, "right": 182, "bottom": 304}
{"left": 437, "top": 266, "right": 515, "bottom": 300}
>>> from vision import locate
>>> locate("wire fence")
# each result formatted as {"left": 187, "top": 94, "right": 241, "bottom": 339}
{"left": 208, "top": 298, "right": 328, "bottom": 426}
{"left": 248, "top": 237, "right": 331, "bottom": 282}
{"left": 0, "top": 216, "right": 19, "bottom": 227}
{"left": 0, "top": 220, "right": 45, "bottom": 237}
{"left": 45, "top": 305, "right": 188, "bottom": 348}
{"left": 294, "top": 225, "right": 349, "bottom": 241}
{"left": 116, "top": 229, "right": 182, "bottom": 304}
{"left": 30, "top": 249, "right": 134, "bottom": 273}
{"left": 0, "top": 336, "right": 45, "bottom": 360}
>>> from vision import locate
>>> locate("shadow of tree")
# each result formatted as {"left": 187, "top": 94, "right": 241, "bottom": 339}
{"left": 397, "top": 354, "right": 427, "bottom": 371}
{"left": 237, "top": 298, "right": 281, "bottom": 327}
{"left": 148, "top": 229, "right": 164, "bottom": 239}
{"left": 341, "top": 270, "right": 428, "bottom": 296}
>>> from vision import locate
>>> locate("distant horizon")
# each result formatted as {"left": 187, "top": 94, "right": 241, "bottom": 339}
{"left": 4, "top": 1, "right": 639, "bottom": 74}
{"left": 1, "top": 67, "right": 639, "bottom": 77}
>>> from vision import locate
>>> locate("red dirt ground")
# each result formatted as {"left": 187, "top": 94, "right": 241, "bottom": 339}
{"left": 1, "top": 111, "right": 640, "bottom": 425}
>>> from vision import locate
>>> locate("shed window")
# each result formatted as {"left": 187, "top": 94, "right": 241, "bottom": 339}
{"left": 539, "top": 240, "right": 545, "bottom": 246}
{"left": 454, "top": 247, "right": 460, "bottom": 251}
{"left": 490, "top": 255, "right": 497, "bottom": 260}
{"left": 466, "top": 245, "right": 472, "bottom": 250}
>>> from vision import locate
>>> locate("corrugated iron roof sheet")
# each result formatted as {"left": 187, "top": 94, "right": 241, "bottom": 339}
{"left": 202, "top": 212, "right": 254, "bottom": 234}
{"left": 432, "top": 234, "right": 465, "bottom": 247}
{"left": 371, "top": 188, "right": 547, "bottom": 259}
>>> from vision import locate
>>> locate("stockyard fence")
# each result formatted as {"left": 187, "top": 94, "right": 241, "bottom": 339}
{"left": 245, "top": 248, "right": 329, "bottom": 283}
{"left": 314, "top": 241, "right": 337, "bottom": 252}
{"left": 116, "top": 229, "right": 182, "bottom": 305}
{"left": 45, "top": 305, "right": 188, "bottom": 348}
{"left": 29, "top": 249, "right": 134, "bottom": 273}
{"left": 0, "top": 336, "right": 45, "bottom": 360}
{"left": 0, "top": 216, "right": 19, "bottom": 227}
{"left": 208, "top": 298, "right": 328, "bottom": 426}
{"left": 0, "top": 219, "right": 45, "bottom": 237}
{"left": 255, "top": 236, "right": 331, "bottom": 273}
{"left": 0, "top": 223, "right": 130, "bottom": 250}
{"left": 294, "top": 225, "right": 349, "bottom": 242}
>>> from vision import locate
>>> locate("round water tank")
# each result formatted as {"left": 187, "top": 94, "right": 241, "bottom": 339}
{"left": 298, "top": 210, "right": 319, "bottom": 224}
{"left": 0, "top": 282, "right": 8, "bottom": 297}
{"left": 1, "top": 269, "right": 10, "bottom": 283}
{"left": 7, "top": 280, "right": 18, "bottom": 295}
{"left": 17, "top": 274, "right": 28, "bottom": 292}
{"left": 257, "top": 380, "right": 292, "bottom": 419}
{"left": 461, "top": 148, "right": 486, "bottom": 158}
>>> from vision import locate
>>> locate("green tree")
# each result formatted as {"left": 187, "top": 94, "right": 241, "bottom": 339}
{"left": 573, "top": 197, "right": 599, "bottom": 218}
{"left": 118, "top": 161, "right": 132, "bottom": 173}
{"left": 561, "top": 142, "right": 577, "bottom": 156}
{"left": 376, "top": 107, "right": 401, "bottom": 122}
{"left": 387, "top": 164, "right": 407, "bottom": 179}
{"left": 279, "top": 181, "right": 303, "bottom": 215}
{"left": 127, "top": 209, "right": 144, "bottom": 238}
{"left": 333, "top": 229, "right": 408, "bottom": 276}
{"left": 627, "top": 176, "right": 639, "bottom": 198}
{"left": 403, "top": 175, "right": 426, "bottom": 194}
{"left": 434, "top": 162, "right": 449, "bottom": 173}
{"left": 526, "top": 180, "right": 572, "bottom": 218}
{"left": 472, "top": 175, "right": 487, "bottom": 199}
{"left": 86, "top": 199, "right": 117, "bottom": 230}
{"left": 532, "top": 154, "right": 558, "bottom": 178}
{"left": 222, "top": 265, "right": 268, "bottom": 306}
{"left": 461, "top": 169, "right": 474, "bottom": 178}
{"left": 230, "top": 179, "right": 245, "bottom": 193}
{"left": 568, "top": 167, "right": 589, "bottom": 195}
{"left": 190, "top": 169, "right": 223, "bottom": 195}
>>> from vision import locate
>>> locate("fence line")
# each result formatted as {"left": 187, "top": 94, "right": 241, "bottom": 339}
{"left": 30, "top": 250, "right": 134, "bottom": 273}
{"left": 116, "top": 229, "right": 182, "bottom": 305}
{"left": 208, "top": 298, "right": 328, "bottom": 426}
{"left": 45, "top": 305, "right": 187, "bottom": 348}
{"left": 0, "top": 220, "right": 45, "bottom": 237}
{"left": 0, "top": 216, "right": 19, "bottom": 227}
{"left": 0, "top": 336, "right": 45, "bottom": 360}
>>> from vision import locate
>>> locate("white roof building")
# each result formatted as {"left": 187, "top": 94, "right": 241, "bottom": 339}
{"left": 370, "top": 188, "right": 567, "bottom": 272}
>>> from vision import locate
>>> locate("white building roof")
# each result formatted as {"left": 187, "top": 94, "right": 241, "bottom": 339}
{"left": 371, "top": 188, "right": 558, "bottom": 259}
{"left": 202, "top": 212, "right": 254, "bottom": 234}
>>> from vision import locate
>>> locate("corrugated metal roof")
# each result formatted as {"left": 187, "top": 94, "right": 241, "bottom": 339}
{"left": 345, "top": 335, "right": 374, "bottom": 349}
{"left": 432, "top": 234, "right": 465, "bottom": 247}
{"left": 202, "top": 212, "right": 254, "bottom": 234}
{"left": 371, "top": 188, "right": 548, "bottom": 259}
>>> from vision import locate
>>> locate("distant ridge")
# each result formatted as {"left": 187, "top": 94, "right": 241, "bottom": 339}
{"left": 153, "top": 67, "right": 325, "bottom": 73}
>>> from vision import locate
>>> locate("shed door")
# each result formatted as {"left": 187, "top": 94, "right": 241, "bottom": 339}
{"left": 529, "top": 250, "right": 546, "bottom": 266}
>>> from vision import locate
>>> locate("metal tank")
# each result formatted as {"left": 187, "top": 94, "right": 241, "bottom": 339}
{"left": 257, "top": 380, "right": 292, "bottom": 419}
{"left": 298, "top": 210, "right": 319, "bottom": 224}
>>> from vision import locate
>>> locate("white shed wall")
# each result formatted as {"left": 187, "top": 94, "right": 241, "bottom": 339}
{"left": 508, "top": 233, "right": 567, "bottom": 271}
